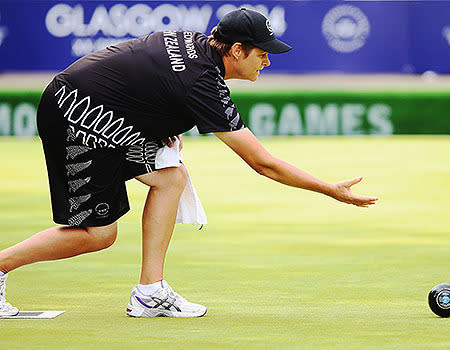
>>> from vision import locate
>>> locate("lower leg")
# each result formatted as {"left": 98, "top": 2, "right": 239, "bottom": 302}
{"left": 139, "top": 188, "right": 179, "bottom": 284}
{"left": 136, "top": 166, "right": 187, "bottom": 285}
{"left": 0, "top": 223, "right": 117, "bottom": 273}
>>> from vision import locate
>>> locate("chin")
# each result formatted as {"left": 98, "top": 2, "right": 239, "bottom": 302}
{"left": 249, "top": 73, "right": 259, "bottom": 82}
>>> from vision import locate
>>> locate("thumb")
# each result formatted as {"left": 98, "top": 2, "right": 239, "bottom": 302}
{"left": 345, "top": 176, "right": 363, "bottom": 187}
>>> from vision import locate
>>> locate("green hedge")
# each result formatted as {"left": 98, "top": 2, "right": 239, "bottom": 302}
{"left": 1, "top": 90, "right": 449, "bottom": 136}
{"left": 0, "top": 91, "right": 42, "bottom": 137}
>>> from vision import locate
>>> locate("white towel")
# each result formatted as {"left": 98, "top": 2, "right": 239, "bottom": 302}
{"left": 154, "top": 138, "right": 207, "bottom": 226}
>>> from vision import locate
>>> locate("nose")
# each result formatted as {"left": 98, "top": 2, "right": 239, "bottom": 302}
{"left": 264, "top": 55, "right": 271, "bottom": 67}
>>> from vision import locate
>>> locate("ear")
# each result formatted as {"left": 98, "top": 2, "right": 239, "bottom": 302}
{"left": 230, "top": 42, "right": 243, "bottom": 60}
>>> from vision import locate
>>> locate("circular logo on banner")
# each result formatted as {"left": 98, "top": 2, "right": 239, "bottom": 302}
{"left": 322, "top": 5, "right": 370, "bottom": 53}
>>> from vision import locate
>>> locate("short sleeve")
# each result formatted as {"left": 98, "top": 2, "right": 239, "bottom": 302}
{"left": 185, "top": 68, "right": 245, "bottom": 134}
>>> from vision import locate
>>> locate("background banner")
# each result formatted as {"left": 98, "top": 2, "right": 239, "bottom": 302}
{"left": 1, "top": 91, "right": 449, "bottom": 137}
{"left": 0, "top": 1, "right": 449, "bottom": 73}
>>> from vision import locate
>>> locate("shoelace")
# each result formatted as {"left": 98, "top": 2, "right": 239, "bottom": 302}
{"left": 165, "top": 285, "right": 188, "bottom": 304}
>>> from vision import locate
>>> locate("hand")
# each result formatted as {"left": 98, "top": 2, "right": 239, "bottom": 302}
{"left": 330, "top": 177, "right": 378, "bottom": 208}
{"left": 162, "top": 134, "right": 183, "bottom": 150}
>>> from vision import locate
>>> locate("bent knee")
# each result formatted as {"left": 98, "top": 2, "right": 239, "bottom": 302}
{"left": 152, "top": 165, "right": 188, "bottom": 190}
{"left": 136, "top": 165, "right": 188, "bottom": 190}
{"left": 171, "top": 165, "right": 188, "bottom": 188}
{"left": 86, "top": 222, "right": 117, "bottom": 251}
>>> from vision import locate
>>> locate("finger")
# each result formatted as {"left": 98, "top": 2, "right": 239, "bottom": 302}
{"left": 356, "top": 200, "right": 377, "bottom": 206}
{"left": 356, "top": 199, "right": 376, "bottom": 205}
{"left": 176, "top": 134, "right": 183, "bottom": 150}
{"left": 161, "top": 137, "right": 169, "bottom": 146}
{"left": 354, "top": 202, "right": 371, "bottom": 208}
{"left": 354, "top": 195, "right": 379, "bottom": 202}
{"left": 345, "top": 176, "right": 363, "bottom": 187}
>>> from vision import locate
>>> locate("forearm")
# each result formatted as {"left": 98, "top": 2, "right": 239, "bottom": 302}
{"left": 257, "top": 157, "right": 333, "bottom": 196}
{"left": 215, "top": 129, "right": 377, "bottom": 207}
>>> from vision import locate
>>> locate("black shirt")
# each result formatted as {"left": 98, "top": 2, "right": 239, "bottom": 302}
{"left": 52, "top": 31, "right": 245, "bottom": 148}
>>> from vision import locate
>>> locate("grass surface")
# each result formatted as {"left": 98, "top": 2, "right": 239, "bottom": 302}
{"left": 0, "top": 136, "right": 449, "bottom": 349}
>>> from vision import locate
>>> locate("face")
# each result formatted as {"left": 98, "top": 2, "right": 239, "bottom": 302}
{"left": 234, "top": 46, "right": 271, "bottom": 81}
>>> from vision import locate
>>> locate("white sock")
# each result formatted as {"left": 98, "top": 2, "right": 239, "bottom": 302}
{"left": 137, "top": 280, "right": 167, "bottom": 295}
{"left": 0, "top": 271, "right": 6, "bottom": 277}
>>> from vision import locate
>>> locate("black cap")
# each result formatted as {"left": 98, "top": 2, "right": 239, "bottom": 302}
{"left": 214, "top": 8, "right": 292, "bottom": 54}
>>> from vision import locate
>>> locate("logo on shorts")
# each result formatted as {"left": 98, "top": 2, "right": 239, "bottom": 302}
{"left": 322, "top": 5, "right": 370, "bottom": 53}
{"left": 95, "top": 203, "right": 110, "bottom": 216}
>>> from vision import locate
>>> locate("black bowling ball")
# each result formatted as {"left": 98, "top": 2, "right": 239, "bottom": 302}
{"left": 428, "top": 283, "right": 450, "bottom": 318}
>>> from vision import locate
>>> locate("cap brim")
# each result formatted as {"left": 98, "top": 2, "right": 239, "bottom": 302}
{"left": 254, "top": 38, "right": 292, "bottom": 54}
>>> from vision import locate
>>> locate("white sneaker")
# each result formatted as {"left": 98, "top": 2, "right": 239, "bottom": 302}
{"left": 126, "top": 281, "right": 207, "bottom": 318}
{"left": 0, "top": 273, "right": 19, "bottom": 317}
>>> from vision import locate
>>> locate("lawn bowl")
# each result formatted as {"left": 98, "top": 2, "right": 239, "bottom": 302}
{"left": 428, "top": 283, "right": 450, "bottom": 318}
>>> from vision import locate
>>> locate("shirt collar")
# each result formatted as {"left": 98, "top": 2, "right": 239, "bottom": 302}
{"left": 211, "top": 45, "right": 226, "bottom": 78}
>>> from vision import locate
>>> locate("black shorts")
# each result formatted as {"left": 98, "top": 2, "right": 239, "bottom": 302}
{"left": 37, "top": 82, "right": 164, "bottom": 227}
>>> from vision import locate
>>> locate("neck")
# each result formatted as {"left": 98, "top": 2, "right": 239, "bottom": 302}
{"left": 222, "top": 55, "right": 239, "bottom": 80}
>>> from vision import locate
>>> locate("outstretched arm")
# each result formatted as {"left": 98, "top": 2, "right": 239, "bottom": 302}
{"left": 215, "top": 128, "right": 378, "bottom": 208}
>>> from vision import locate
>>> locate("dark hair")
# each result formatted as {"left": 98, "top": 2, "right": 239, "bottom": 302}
{"left": 208, "top": 26, "right": 254, "bottom": 57}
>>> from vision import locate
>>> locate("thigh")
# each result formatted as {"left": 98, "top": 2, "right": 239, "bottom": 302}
{"left": 41, "top": 123, "right": 131, "bottom": 227}
{"left": 135, "top": 165, "right": 188, "bottom": 188}
{"left": 123, "top": 140, "right": 164, "bottom": 180}
{"left": 86, "top": 222, "right": 118, "bottom": 240}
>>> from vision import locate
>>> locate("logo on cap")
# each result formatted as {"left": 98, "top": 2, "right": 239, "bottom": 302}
{"left": 322, "top": 5, "right": 370, "bottom": 53}
{"left": 266, "top": 19, "right": 274, "bottom": 35}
